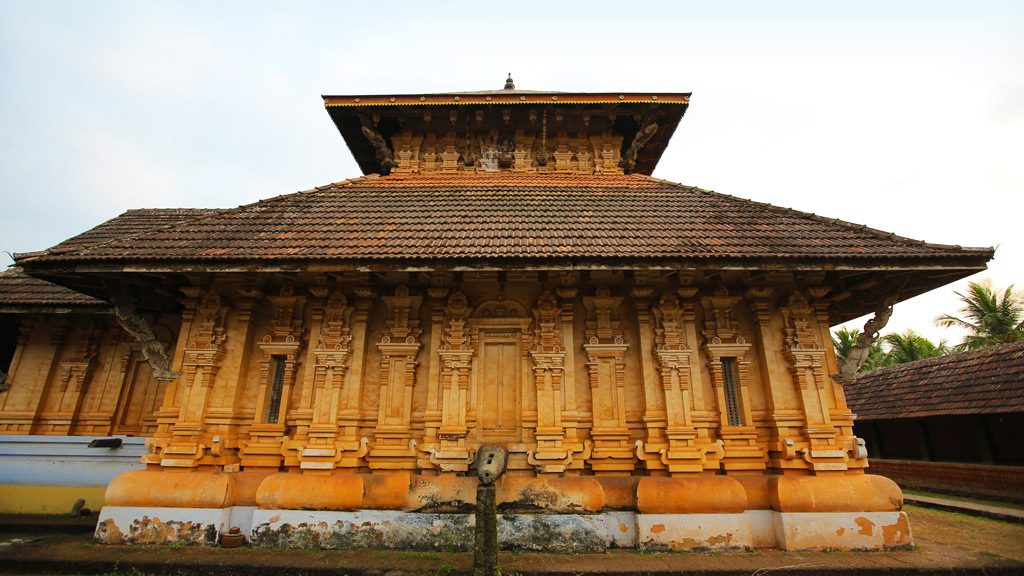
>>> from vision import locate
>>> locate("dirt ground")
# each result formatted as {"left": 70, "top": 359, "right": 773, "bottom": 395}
{"left": 906, "top": 504, "right": 1024, "bottom": 561}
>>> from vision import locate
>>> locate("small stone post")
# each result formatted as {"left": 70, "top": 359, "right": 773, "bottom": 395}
{"left": 474, "top": 445, "right": 507, "bottom": 576}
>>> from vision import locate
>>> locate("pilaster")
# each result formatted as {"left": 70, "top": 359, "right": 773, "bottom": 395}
{"left": 429, "top": 291, "right": 476, "bottom": 472}
{"left": 158, "top": 288, "right": 228, "bottom": 469}
{"left": 780, "top": 290, "right": 847, "bottom": 474}
{"left": 367, "top": 285, "right": 422, "bottom": 470}
{"left": 583, "top": 286, "right": 633, "bottom": 474}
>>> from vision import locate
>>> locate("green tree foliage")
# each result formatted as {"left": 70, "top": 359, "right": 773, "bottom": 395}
{"left": 833, "top": 328, "right": 948, "bottom": 372}
{"left": 936, "top": 280, "right": 1024, "bottom": 350}
{"left": 879, "top": 330, "right": 950, "bottom": 364}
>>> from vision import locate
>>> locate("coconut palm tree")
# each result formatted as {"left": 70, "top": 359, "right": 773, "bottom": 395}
{"left": 879, "top": 330, "right": 949, "bottom": 364}
{"left": 936, "top": 280, "right": 1024, "bottom": 350}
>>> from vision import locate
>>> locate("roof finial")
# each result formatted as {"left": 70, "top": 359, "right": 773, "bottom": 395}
{"left": 504, "top": 73, "right": 515, "bottom": 91}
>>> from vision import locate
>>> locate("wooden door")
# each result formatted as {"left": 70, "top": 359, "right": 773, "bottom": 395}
{"left": 479, "top": 337, "right": 520, "bottom": 438}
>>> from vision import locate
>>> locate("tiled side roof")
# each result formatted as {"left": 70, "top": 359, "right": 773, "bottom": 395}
{"left": 0, "top": 267, "right": 106, "bottom": 308}
{"left": 846, "top": 342, "right": 1024, "bottom": 420}
{"left": 47, "top": 208, "right": 220, "bottom": 255}
{"left": 3, "top": 209, "right": 217, "bottom": 308}
{"left": 24, "top": 174, "right": 991, "bottom": 263}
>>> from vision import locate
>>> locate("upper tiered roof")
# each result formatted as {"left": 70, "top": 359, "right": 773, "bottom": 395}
{"left": 324, "top": 76, "right": 690, "bottom": 176}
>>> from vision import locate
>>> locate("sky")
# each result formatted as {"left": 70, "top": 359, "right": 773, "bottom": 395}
{"left": 1, "top": 0, "right": 1021, "bottom": 346}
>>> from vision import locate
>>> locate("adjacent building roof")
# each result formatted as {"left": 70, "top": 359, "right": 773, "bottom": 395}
{"left": 846, "top": 341, "right": 1024, "bottom": 420}
{"left": 19, "top": 173, "right": 989, "bottom": 265}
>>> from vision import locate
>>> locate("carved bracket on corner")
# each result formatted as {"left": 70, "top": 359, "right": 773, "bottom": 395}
{"left": 107, "top": 283, "right": 181, "bottom": 382}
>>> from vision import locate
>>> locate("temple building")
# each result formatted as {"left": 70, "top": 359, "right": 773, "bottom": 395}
{"left": 1, "top": 78, "right": 993, "bottom": 550}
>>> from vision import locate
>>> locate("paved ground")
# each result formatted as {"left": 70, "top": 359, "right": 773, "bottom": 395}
{"left": 0, "top": 495, "right": 1021, "bottom": 576}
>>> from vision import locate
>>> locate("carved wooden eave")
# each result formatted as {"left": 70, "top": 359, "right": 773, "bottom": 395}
{"left": 18, "top": 253, "right": 991, "bottom": 326}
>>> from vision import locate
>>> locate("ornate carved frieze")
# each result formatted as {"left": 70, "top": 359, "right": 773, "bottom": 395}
{"left": 368, "top": 285, "right": 423, "bottom": 470}
{"left": 583, "top": 286, "right": 633, "bottom": 473}
{"left": 386, "top": 122, "right": 623, "bottom": 176}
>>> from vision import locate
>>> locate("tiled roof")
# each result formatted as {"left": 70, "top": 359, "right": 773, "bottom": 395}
{"left": 3, "top": 208, "right": 217, "bottom": 308}
{"left": 0, "top": 266, "right": 106, "bottom": 308}
{"left": 22, "top": 174, "right": 991, "bottom": 264}
{"left": 47, "top": 208, "right": 220, "bottom": 255}
{"left": 846, "top": 342, "right": 1024, "bottom": 420}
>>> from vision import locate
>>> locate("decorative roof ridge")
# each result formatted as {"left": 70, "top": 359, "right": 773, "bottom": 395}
{"left": 306, "top": 173, "right": 381, "bottom": 192}
{"left": 853, "top": 341, "right": 1024, "bottom": 382}
{"left": 634, "top": 175, "right": 993, "bottom": 257}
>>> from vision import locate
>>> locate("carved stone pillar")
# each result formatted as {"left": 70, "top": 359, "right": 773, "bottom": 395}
{"left": 781, "top": 290, "right": 847, "bottom": 474}
{"left": 583, "top": 286, "right": 633, "bottom": 474}
{"left": 702, "top": 287, "right": 766, "bottom": 473}
{"left": 159, "top": 288, "right": 228, "bottom": 469}
{"left": 368, "top": 285, "right": 422, "bottom": 470}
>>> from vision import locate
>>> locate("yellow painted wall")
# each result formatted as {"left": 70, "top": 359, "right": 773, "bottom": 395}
{"left": 0, "top": 485, "right": 106, "bottom": 515}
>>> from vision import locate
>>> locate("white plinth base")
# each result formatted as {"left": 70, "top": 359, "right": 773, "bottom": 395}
{"left": 94, "top": 507, "right": 912, "bottom": 551}
{"left": 95, "top": 506, "right": 257, "bottom": 545}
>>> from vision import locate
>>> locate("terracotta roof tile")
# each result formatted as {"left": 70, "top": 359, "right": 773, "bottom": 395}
{"left": 845, "top": 342, "right": 1024, "bottom": 420}
{"left": 23, "top": 174, "right": 989, "bottom": 265}
{"left": 3, "top": 208, "right": 217, "bottom": 308}
{"left": 47, "top": 208, "right": 219, "bottom": 255}
{"left": 0, "top": 266, "right": 105, "bottom": 308}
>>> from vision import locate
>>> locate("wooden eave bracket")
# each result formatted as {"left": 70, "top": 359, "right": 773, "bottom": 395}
{"left": 833, "top": 293, "right": 899, "bottom": 384}
{"left": 107, "top": 283, "right": 180, "bottom": 382}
